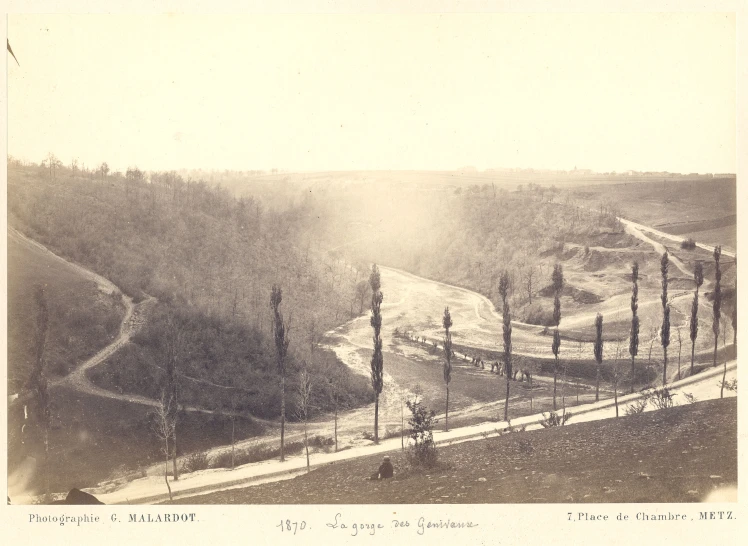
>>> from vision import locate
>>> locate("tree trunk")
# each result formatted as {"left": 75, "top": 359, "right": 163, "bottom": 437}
{"left": 595, "top": 363, "right": 600, "bottom": 402}
{"left": 721, "top": 362, "right": 727, "bottom": 399}
{"left": 690, "top": 340, "right": 696, "bottom": 376}
{"left": 280, "top": 374, "right": 286, "bottom": 461}
{"left": 374, "top": 394, "right": 379, "bottom": 444}
{"left": 677, "top": 345, "right": 682, "bottom": 381}
{"left": 304, "top": 420, "right": 310, "bottom": 472}
{"left": 713, "top": 335, "right": 718, "bottom": 367}
{"left": 231, "top": 417, "right": 235, "bottom": 471}
{"left": 504, "top": 378, "right": 510, "bottom": 421}
{"left": 553, "top": 357, "right": 558, "bottom": 410}
{"left": 561, "top": 365, "right": 567, "bottom": 422}
{"left": 445, "top": 386, "right": 449, "bottom": 432}
{"left": 401, "top": 395, "right": 405, "bottom": 450}
{"left": 630, "top": 355, "right": 635, "bottom": 393}
{"left": 172, "top": 424, "right": 179, "bottom": 481}
{"left": 164, "top": 438, "right": 172, "bottom": 501}
{"left": 613, "top": 383, "right": 619, "bottom": 418}
{"left": 662, "top": 346, "right": 668, "bottom": 386}
{"left": 334, "top": 401, "right": 338, "bottom": 453}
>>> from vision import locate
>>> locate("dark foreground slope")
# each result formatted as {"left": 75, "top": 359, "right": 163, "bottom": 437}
{"left": 170, "top": 398, "right": 736, "bottom": 504}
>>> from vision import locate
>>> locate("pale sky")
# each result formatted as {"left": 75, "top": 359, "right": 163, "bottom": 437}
{"left": 7, "top": 12, "right": 736, "bottom": 174}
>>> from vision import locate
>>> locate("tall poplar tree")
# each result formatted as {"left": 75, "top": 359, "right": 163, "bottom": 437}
{"left": 593, "top": 313, "right": 604, "bottom": 402}
{"left": 551, "top": 263, "right": 564, "bottom": 410}
{"left": 689, "top": 261, "right": 704, "bottom": 376}
{"left": 629, "top": 262, "right": 640, "bottom": 393}
{"left": 499, "top": 271, "right": 513, "bottom": 421}
{"left": 442, "top": 307, "right": 453, "bottom": 431}
{"left": 712, "top": 246, "right": 722, "bottom": 367}
{"left": 369, "top": 264, "right": 384, "bottom": 444}
{"left": 660, "top": 252, "right": 671, "bottom": 385}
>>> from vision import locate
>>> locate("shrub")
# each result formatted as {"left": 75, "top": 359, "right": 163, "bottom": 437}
{"left": 625, "top": 397, "right": 648, "bottom": 416}
{"left": 718, "top": 378, "right": 737, "bottom": 393}
{"left": 682, "top": 392, "right": 697, "bottom": 404}
{"left": 308, "top": 435, "right": 334, "bottom": 449}
{"left": 649, "top": 387, "right": 675, "bottom": 410}
{"left": 539, "top": 410, "right": 572, "bottom": 427}
{"left": 681, "top": 238, "right": 696, "bottom": 250}
{"left": 523, "top": 302, "right": 556, "bottom": 326}
{"left": 181, "top": 450, "right": 210, "bottom": 474}
{"left": 405, "top": 397, "right": 438, "bottom": 468}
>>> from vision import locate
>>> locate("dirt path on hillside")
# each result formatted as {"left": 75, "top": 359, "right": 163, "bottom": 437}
{"left": 622, "top": 217, "right": 735, "bottom": 258}
{"left": 9, "top": 228, "right": 284, "bottom": 426}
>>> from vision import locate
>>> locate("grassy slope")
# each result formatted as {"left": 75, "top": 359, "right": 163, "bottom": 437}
{"left": 170, "top": 398, "right": 736, "bottom": 504}
{"left": 7, "top": 233, "right": 125, "bottom": 391}
{"left": 572, "top": 178, "right": 736, "bottom": 249}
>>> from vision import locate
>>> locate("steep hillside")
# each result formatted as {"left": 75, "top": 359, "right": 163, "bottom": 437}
{"left": 7, "top": 230, "right": 125, "bottom": 392}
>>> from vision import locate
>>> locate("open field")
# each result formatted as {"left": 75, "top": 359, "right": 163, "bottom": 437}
{"left": 168, "top": 398, "right": 736, "bottom": 504}
{"left": 570, "top": 178, "right": 736, "bottom": 250}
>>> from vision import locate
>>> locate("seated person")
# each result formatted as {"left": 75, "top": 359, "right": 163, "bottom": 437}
{"left": 370, "top": 455, "right": 394, "bottom": 480}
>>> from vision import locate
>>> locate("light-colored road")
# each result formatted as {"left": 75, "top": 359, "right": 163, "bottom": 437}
{"left": 619, "top": 217, "right": 735, "bottom": 258}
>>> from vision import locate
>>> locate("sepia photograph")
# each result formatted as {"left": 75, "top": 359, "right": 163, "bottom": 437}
{"left": 2, "top": 4, "right": 740, "bottom": 527}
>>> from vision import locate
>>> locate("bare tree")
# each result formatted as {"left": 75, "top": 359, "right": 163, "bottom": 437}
{"left": 325, "top": 361, "right": 348, "bottom": 453}
{"left": 44, "top": 152, "right": 62, "bottom": 179}
{"left": 523, "top": 263, "right": 537, "bottom": 304}
{"left": 296, "top": 364, "right": 313, "bottom": 472}
{"left": 164, "top": 311, "right": 185, "bottom": 480}
{"left": 150, "top": 391, "right": 176, "bottom": 501}
{"left": 369, "top": 264, "right": 384, "bottom": 444}
{"left": 99, "top": 161, "right": 110, "bottom": 179}
{"left": 442, "top": 307, "right": 453, "bottom": 431}
{"left": 270, "top": 285, "right": 291, "bottom": 461}
{"left": 355, "top": 280, "right": 369, "bottom": 315}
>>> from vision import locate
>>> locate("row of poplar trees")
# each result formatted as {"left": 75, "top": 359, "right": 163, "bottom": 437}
{"left": 270, "top": 246, "right": 736, "bottom": 458}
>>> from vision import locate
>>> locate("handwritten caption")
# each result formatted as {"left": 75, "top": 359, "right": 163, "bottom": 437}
{"left": 276, "top": 513, "right": 478, "bottom": 536}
